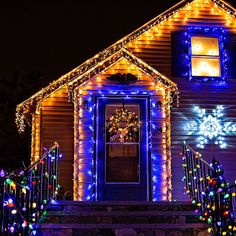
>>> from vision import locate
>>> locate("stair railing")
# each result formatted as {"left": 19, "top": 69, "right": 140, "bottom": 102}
{"left": 182, "top": 142, "right": 236, "bottom": 235}
{"left": 0, "top": 143, "right": 61, "bottom": 236}
{"left": 182, "top": 142, "right": 213, "bottom": 213}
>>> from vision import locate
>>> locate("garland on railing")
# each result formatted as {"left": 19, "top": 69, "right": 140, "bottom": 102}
{"left": 182, "top": 142, "right": 236, "bottom": 235}
{"left": 203, "top": 160, "right": 235, "bottom": 235}
{"left": 0, "top": 143, "right": 61, "bottom": 236}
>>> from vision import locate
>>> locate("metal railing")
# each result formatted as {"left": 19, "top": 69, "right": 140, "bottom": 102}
{"left": 182, "top": 142, "right": 236, "bottom": 235}
{"left": 0, "top": 143, "right": 60, "bottom": 235}
{"left": 182, "top": 143, "right": 213, "bottom": 213}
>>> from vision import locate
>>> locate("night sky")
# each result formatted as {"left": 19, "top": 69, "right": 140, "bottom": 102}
{"left": 1, "top": 0, "right": 236, "bottom": 169}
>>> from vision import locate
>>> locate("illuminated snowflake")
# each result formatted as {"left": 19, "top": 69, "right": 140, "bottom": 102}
{"left": 185, "top": 105, "right": 236, "bottom": 149}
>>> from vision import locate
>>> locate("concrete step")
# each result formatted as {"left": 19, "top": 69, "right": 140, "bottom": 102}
{"left": 35, "top": 223, "right": 208, "bottom": 236}
{"left": 35, "top": 201, "right": 209, "bottom": 236}
{"left": 41, "top": 212, "right": 200, "bottom": 224}
{"left": 46, "top": 200, "right": 197, "bottom": 212}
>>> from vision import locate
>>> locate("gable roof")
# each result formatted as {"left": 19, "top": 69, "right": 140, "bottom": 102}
{"left": 16, "top": 0, "right": 236, "bottom": 130}
{"left": 16, "top": 48, "right": 177, "bottom": 113}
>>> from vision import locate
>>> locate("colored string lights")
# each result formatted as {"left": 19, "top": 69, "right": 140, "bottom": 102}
{"left": 12, "top": 0, "right": 236, "bottom": 205}
{"left": 182, "top": 143, "right": 236, "bottom": 235}
{"left": 0, "top": 144, "right": 61, "bottom": 235}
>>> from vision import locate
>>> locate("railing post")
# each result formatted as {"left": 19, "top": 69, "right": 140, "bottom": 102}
{"left": 0, "top": 172, "right": 5, "bottom": 234}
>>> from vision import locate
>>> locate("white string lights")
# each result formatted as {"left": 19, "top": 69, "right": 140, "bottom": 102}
{"left": 185, "top": 105, "right": 236, "bottom": 149}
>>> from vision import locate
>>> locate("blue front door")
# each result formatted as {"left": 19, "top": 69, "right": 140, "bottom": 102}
{"left": 96, "top": 97, "right": 149, "bottom": 201}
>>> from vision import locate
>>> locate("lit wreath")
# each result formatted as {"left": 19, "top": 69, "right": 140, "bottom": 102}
{"left": 108, "top": 108, "right": 141, "bottom": 142}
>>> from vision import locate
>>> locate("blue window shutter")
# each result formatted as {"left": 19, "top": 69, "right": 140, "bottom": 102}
{"left": 171, "top": 31, "right": 188, "bottom": 78}
{"left": 224, "top": 33, "right": 236, "bottom": 80}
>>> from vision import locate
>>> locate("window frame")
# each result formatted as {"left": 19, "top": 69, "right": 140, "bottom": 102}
{"left": 187, "top": 27, "right": 225, "bottom": 82}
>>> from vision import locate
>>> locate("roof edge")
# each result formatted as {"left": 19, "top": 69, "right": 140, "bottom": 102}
{"left": 17, "top": 0, "right": 236, "bottom": 111}
{"left": 16, "top": 0, "right": 189, "bottom": 111}
{"left": 15, "top": 48, "right": 178, "bottom": 132}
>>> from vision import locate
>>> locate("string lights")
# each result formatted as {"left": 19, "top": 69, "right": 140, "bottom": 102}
{"left": 16, "top": 0, "right": 236, "bottom": 132}
{"left": 1, "top": 144, "right": 61, "bottom": 235}
{"left": 16, "top": 49, "right": 177, "bottom": 133}
{"left": 182, "top": 143, "right": 236, "bottom": 235}
{"left": 72, "top": 54, "right": 177, "bottom": 201}
{"left": 185, "top": 27, "right": 227, "bottom": 82}
{"left": 13, "top": 0, "right": 236, "bottom": 203}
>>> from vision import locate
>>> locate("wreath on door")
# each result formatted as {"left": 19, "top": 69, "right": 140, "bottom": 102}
{"left": 108, "top": 108, "right": 141, "bottom": 142}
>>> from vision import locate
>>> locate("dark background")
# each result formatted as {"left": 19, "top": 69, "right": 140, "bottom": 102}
{"left": 0, "top": 0, "right": 236, "bottom": 169}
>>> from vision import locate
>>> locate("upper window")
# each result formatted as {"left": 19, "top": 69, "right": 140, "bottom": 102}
{"left": 191, "top": 36, "right": 221, "bottom": 77}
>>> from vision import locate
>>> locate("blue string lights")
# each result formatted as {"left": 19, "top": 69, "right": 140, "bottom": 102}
{"left": 184, "top": 27, "right": 228, "bottom": 83}
{"left": 74, "top": 85, "right": 173, "bottom": 201}
{"left": 71, "top": 53, "right": 177, "bottom": 202}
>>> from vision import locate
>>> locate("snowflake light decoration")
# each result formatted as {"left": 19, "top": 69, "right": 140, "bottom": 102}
{"left": 185, "top": 105, "right": 236, "bottom": 149}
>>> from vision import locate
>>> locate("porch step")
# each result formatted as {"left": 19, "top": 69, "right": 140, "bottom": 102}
{"left": 35, "top": 201, "right": 208, "bottom": 236}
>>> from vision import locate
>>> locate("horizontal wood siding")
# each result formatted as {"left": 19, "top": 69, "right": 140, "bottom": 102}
{"left": 171, "top": 81, "right": 236, "bottom": 201}
{"left": 127, "top": 0, "right": 236, "bottom": 200}
{"left": 40, "top": 87, "right": 74, "bottom": 195}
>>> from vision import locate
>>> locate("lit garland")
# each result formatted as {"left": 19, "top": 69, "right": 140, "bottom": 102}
{"left": 164, "top": 90, "right": 173, "bottom": 200}
{"left": 182, "top": 143, "right": 236, "bottom": 235}
{"left": 31, "top": 108, "right": 41, "bottom": 163}
{"left": 198, "top": 161, "right": 235, "bottom": 235}
{"left": 108, "top": 108, "right": 141, "bottom": 143}
{"left": 73, "top": 89, "right": 79, "bottom": 200}
{"left": 75, "top": 89, "right": 96, "bottom": 201}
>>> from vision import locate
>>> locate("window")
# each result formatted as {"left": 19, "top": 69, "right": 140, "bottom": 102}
{"left": 191, "top": 36, "right": 221, "bottom": 77}
{"left": 105, "top": 104, "right": 140, "bottom": 183}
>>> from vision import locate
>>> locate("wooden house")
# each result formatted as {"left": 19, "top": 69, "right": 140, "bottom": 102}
{"left": 16, "top": 0, "right": 236, "bottom": 201}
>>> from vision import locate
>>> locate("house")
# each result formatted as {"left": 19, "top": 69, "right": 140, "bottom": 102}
{"left": 16, "top": 0, "right": 236, "bottom": 202}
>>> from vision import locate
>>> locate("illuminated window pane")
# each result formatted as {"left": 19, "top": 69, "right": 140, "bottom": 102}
{"left": 191, "top": 37, "right": 219, "bottom": 56}
{"left": 105, "top": 104, "right": 140, "bottom": 183}
{"left": 192, "top": 58, "right": 221, "bottom": 77}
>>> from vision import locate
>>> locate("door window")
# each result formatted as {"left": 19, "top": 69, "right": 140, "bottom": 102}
{"left": 105, "top": 104, "right": 140, "bottom": 183}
